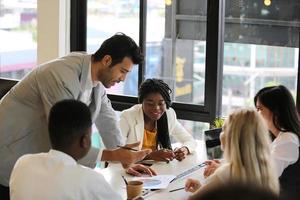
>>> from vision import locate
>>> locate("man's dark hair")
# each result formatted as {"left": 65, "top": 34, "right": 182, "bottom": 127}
{"left": 138, "top": 78, "right": 173, "bottom": 150}
{"left": 92, "top": 33, "right": 143, "bottom": 66}
{"left": 48, "top": 99, "right": 92, "bottom": 150}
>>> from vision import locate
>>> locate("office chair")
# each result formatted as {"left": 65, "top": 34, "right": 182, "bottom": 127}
{"left": 0, "top": 78, "right": 18, "bottom": 99}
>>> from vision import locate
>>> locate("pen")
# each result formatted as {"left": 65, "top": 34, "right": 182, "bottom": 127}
{"left": 199, "top": 162, "right": 207, "bottom": 167}
{"left": 159, "top": 157, "right": 170, "bottom": 163}
{"left": 117, "top": 145, "right": 138, "bottom": 151}
{"left": 121, "top": 175, "right": 128, "bottom": 185}
{"left": 159, "top": 148, "right": 173, "bottom": 163}
{"left": 131, "top": 196, "right": 143, "bottom": 200}
{"left": 170, "top": 162, "right": 207, "bottom": 183}
{"left": 169, "top": 187, "right": 185, "bottom": 192}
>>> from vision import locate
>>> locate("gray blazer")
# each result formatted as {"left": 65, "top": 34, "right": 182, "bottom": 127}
{"left": 0, "top": 52, "right": 123, "bottom": 186}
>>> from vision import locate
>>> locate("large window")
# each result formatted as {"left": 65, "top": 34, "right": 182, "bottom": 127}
{"left": 72, "top": 0, "right": 300, "bottom": 125}
{"left": 83, "top": 0, "right": 214, "bottom": 136}
{"left": 0, "top": 0, "right": 37, "bottom": 79}
{"left": 143, "top": 0, "right": 208, "bottom": 105}
{"left": 82, "top": 0, "right": 223, "bottom": 124}
{"left": 86, "top": 0, "right": 209, "bottom": 106}
{"left": 87, "top": 0, "right": 140, "bottom": 96}
{"left": 2, "top": 1, "right": 299, "bottom": 126}
{"left": 221, "top": 0, "right": 299, "bottom": 116}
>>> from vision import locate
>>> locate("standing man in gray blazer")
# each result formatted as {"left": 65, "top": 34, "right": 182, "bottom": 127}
{"left": 0, "top": 33, "right": 150, "bottom": 198}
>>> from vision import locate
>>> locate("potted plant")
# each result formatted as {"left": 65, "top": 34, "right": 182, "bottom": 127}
{"left": 204, "top": 117, "right": 225, "bottom": 159}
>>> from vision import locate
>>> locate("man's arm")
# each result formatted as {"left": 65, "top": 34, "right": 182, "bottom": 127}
{"left": 94, "top": 89, "right": 124, "bottom": 148}
{"left": 101, "top": 146, "right": 151, "bottom": 165}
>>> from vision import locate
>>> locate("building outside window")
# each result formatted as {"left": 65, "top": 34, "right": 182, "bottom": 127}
{"left": 1, "top": 0, "right": 299, "bottom": 140}
{"left": 0, "top": 0, "right": 37, "bottom": 79}
{"left": 221, "top": 0, "right": 299, "bottom": 116}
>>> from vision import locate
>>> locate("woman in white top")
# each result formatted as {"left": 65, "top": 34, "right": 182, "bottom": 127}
{"left": 254, "top": 85, "right": 300, "bottom": 198}
{"left": 120, "top": 78, "right": 197, "bottom": 163}
{"left": 185, "top": 108, "right": 279, "bottom": 197}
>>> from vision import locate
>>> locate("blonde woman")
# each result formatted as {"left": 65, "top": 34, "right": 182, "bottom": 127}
{"left": 185, "top": 108, "right": 279, "bottom": 197}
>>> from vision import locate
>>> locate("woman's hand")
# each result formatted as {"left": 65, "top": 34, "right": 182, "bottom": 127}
{"left": 125, "top": 164, "right": 157, "bottom": 177}
{"left": 174, "top": 146, "right": 189, "bottom": 161}
{"left": 145, "top": 149, "right": 175, "bottom": 162}
{"left": 203, "top": 159, "right": 221, "bottom": 178}
{"left": 185, "top": 178, "right": 201, "bottom": 192}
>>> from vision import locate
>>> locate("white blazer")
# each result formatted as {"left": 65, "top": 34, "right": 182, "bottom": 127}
{"left": 119, "top": 104, "right": 197, "bottom": 152}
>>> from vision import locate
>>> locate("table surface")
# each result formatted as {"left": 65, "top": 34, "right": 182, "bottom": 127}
{"left": 96, "top": 140, "right": 208, "bottom": 200}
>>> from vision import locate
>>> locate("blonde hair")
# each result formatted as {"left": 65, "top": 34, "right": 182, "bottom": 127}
{"left": 222, "top": 108, "right": 279, "bottom": 194}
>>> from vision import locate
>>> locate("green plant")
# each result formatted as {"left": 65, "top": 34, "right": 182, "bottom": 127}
{"left": 212, "top": 117, "right": 225, "bottom": 129}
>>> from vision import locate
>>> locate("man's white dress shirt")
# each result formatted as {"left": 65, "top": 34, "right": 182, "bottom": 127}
{"left": 9, "top": 150, "right": 122, "bottom": 200}
{"left": 79, "top": 62, "right": 105, "bottom": 162}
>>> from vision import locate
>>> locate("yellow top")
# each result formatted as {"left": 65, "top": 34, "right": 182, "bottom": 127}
{"left": 142, "top": 129, "right": 157, "bottom": 151}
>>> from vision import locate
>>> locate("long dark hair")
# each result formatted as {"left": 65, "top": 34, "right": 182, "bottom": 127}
{"left": 254, "top": 85, "right": 300, "bottom": 138}
{"left": 139, "top": 78, "right": 172, "bottom": 149}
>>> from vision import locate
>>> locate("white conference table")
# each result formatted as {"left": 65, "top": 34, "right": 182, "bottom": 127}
{"left": 96, "top": 140, "right": 208, "bottom": 200}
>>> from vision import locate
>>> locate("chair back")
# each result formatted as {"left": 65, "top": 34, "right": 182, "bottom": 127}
{"left": 204, "top": 128, "right": 223, "bottom": 159}
{"left": 0, "top": 78, "right": 18, "bottom": 99}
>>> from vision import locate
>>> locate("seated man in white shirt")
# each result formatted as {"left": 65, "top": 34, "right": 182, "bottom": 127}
{"left": 9, "top": 100, "right": 126, "bottom": 199}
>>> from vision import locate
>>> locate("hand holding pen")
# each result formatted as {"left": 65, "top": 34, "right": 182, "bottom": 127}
{"left": 174, "top": 146, "right": 189, "bottom": 161}
{"left": 117, "top": 144, "right": 173, "bottom": 163}
{"left": 114, "top": 142, "right": 151, "bottom": 165}
{"left": 185, "top": 178, "right": 201, "bottom": 192}
{"left": 144, "top": 149, "right": 175, "bottom": 163}
{"left": 203, "top": 159, "right": 221, "bottom": 178}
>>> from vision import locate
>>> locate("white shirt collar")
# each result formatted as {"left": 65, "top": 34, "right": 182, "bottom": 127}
{"left": 86, "top": 62, "right": 94, "bottom": 90}
{"left": 49, "top": 149, "right": 77, "bottom": 165}
{"left": 89, "top": 61, "right": 101, "bottom": 88}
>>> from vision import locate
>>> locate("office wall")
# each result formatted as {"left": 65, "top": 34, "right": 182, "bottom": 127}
{"left": 37, "top": 0, "right": 70, "bottom": 64}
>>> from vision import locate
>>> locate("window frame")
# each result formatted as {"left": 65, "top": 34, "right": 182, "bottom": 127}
{"left": 70, "top": 0, "right": 300, "bottom": 123}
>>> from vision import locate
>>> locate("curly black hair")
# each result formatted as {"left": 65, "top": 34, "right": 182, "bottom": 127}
{"left": 139, "top": 78, "right": 173, "bottom": 149}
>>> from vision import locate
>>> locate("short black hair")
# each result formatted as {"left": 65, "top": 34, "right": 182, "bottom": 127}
{"left": 48, "top": 99, "right": 92, "bottom": 150}
{"left": 138, "top": 78, "right": 173, "bottom": 149}
{"left": 254, "top": 85, "right": 300, "bottom": 138}
{"left": 92, "top": 33, "right": 143, "bottom": 66}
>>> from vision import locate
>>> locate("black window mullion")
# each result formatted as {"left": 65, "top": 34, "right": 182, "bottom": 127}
{"left": 297, "top": 31, "right": 300, "bottom": 113}
{"left": 138, "top": 0, "right": 147, "bottom": 87}
{"left": 108, "top": 94, "right": 138, "bottom": 111}
{"left": 70, "top": 0, "right": 87, "bottom": 51}
{"left": 204, "top": 0, "right": 225, "bottom": 124}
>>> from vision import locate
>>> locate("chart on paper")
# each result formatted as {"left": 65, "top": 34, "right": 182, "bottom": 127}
{"left": 133, "top": 175, "right": 176, "bottom": 189}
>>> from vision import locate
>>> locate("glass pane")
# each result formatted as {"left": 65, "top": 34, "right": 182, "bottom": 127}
{"left": 145, "top": 0, "right": 207, "bottom": 105}
{"left": 87, "top": 0, "right": 140, "bottom": 96}
{"left": 177, "top": 119, "right": 209, "bottom": 141}
{"left": 222, "top": 0, "right": 299, "bottom": 116}
{"left": 0, "top": 0, "right": 37, "bottom": 79}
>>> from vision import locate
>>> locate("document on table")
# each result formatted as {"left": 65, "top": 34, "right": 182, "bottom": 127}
{"left": 133, "top": 175, "right": 176, "bottom": 189}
